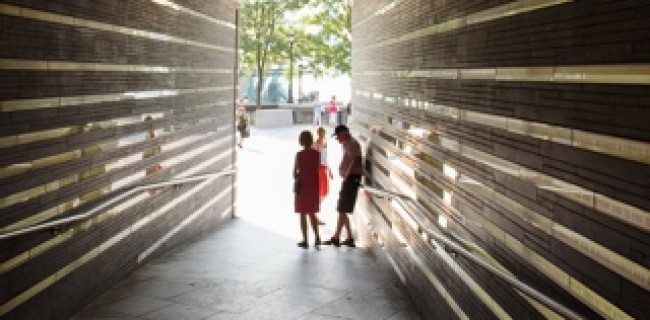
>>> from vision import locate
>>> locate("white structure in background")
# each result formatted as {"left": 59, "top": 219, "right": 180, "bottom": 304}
{"left": 255, "top": 109, "right": 293, "bottom": 128}
{"left": 297, "top": 74, "right": 351, "bottom": 104}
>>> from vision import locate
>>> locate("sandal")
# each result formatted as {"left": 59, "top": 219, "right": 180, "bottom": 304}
{"left": 297, "top": 241, "right": 308, "bottom": 249}
{"left": 341, "top": 238, "right": 356, "bottom": 247}
{"left": 315, "top": 237, "right": 321, "bottom": 246}
{"left": 323, "top": 237, "right": 340, "bottom": 246}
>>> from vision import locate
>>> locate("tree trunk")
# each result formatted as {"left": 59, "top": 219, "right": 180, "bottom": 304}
{"left": 256, "top": 67, "right": 263, "bottom": 107}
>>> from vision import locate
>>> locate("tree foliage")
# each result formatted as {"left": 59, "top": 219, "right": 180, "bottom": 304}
{"left": 239, "top": 0, "right": 351, "bottom": 104}
{"left": 299, "top": 0, "right": 351, "bottom": 77}
{"left": 239, "top": 0, "right": 306, "bottom": 105}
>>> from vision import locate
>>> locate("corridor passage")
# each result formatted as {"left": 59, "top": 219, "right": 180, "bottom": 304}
{"left": 73, "top": 125, "right": 420, "bottom": 320}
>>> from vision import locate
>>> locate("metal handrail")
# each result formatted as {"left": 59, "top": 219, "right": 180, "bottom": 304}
{"left": 0, "top": 169, "right": 237, "bottom": 240}
{"left": 361, "top": 185, "right": 584, "bottom": 320}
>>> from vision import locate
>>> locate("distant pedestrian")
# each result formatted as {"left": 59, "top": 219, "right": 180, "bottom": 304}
{"left": 313, "top": 93, "right": 322, "bottom": 125}
{"left": 324, "top": 125, "right": 363, "bottom": 247}
{"left": 313, "top": 126, "right": 333, "bottom": 225}
{"left": 328, "top": 95, "right": 338, "bottom": 126}
{"left": 236, "top": 106, "right": 250, "bottom": 148}
{"left": 293, "top": 130, "right": 321, "bottom": 248}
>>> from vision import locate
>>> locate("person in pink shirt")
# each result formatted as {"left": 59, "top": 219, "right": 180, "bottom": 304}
{"left": 328, "top": 95, "right": 338, "bottom": 126}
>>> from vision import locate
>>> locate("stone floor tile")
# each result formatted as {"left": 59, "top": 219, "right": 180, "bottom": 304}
{"left": 167, "top": 285, "right": 261, "bottom": 313}
{"left": 386, "top": 309, "right": 424, "bottom": 320}
{"left": 93, "top": 295, "right": 171, "bottom": 317}
{"left": 202, "top": 311, "right": 243, "bottom": 320}
{"left": 71, "top": 317, "right": 142, "bottom": 320}
{"left": 310, "top": 294, "right": 406, "bottom": 320}
{"left": 140, "top": 303, "right": 218, "bottom": 320}
{"left": 71, "top": 308, "right": 131, "bottom": 319}
{"left": 122, "top": 279, "right": 196, "bottom": 300}
{"left": 231, "top": 303, "right": 314, "bottom": 320}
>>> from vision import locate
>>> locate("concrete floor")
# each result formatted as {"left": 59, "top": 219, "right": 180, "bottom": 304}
{"left": 73, "top": 125, "right": 420, "bottom": 320}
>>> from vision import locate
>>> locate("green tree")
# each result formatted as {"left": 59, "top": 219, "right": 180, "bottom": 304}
{"left": 299, "top": 0, "right": 351, "bottom": 77}
{"left": 239, "top": 0, "right": 306, "bottom": 106}
{"left": 239, "top": 0, "right": 351, "bottom": 104}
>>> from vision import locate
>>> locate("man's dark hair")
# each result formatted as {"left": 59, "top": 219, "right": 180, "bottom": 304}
{"left": 299, "top": 130, "right": 313, "bottom": 147}
{"left": 332, "top": 125, "right": 349, "bottom": 136}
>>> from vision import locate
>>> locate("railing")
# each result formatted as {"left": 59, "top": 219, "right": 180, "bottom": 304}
{"left": 0, "top": 169, "right": 237, "bottom": 240}
{"left": 361, "top": 185, "right": 585, "bottom": 320}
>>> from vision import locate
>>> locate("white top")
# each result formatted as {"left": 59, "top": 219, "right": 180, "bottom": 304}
{"left": 317, "top": 145, "right": 328, "bottom": 166}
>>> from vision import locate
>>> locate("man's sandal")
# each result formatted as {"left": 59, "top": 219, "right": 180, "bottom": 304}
{"left": 322, "top": 237, "right": 340, "bottom": 246}
{"left": 341, "top": 239, "right": 355, "bottom": 247}
{"left": 297, "top": 241, "right": 308, "bottom": 249}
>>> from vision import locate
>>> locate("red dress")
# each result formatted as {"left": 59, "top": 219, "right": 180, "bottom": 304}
{"left": 316, "top": 144, "right": 330, "bottom": 201}
{"left": 319, "top": 166, "right": 329, "bottom": 201}
{"left": 295, "top": 148, "right": 320, "bottom": 214}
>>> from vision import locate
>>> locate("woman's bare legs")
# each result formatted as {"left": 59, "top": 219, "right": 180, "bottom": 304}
{"left": 237, "top": 133, "right": 243, "bottom": 148}
{"left": 299, "top": 214, "right": 308, "bottom": 245}
{"left": 307, "top": 213, "right": 320, "bottom": 244}
{"left": 316, "top": 197, "right": 326, "bottom": 225}
{"left": 298, "top": 213, "right": 320, "bottom": 247}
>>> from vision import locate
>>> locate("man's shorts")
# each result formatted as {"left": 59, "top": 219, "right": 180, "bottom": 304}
{"left": 336, "top": 174, "right": 362, "bottom": 214}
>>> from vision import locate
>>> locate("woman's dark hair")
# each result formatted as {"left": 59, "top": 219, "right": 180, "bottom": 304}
{"left": 299, "top": 130, "right": 313, "bottom": 147}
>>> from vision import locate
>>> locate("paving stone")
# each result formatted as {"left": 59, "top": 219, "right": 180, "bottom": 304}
{"left": 93, "top": 295, "right": 171, "bottom": 317}
{"left": 140, "top": 303, "right": 219, "bottom": 320}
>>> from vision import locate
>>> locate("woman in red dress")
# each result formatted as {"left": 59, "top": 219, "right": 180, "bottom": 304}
{"left": 293, "top": 130, "right": 321, "bottom": 248}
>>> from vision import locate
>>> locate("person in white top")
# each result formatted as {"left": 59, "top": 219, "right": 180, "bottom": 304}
{"left": 313, "top": 127, "right": 334, "bottom": 225}
{"left": 313, "top": 93, "right": 322, "bottom": 125}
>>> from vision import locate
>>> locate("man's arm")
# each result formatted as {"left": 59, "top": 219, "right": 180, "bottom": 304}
{"left": 339, "top": 141, "right": 362, "bottom": 178}
{"left": 339, "top": 153, "right": 351, "bottom": 178}
{"left": 293, "top": 153, "right": 299, "bottom": 179}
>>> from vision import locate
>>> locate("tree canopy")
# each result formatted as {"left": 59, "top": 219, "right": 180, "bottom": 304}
{"left": 298, "top": 0, "right": 351, "bottom": 77}
{"left": 239, "top": 0, "right": 351, "bottom": 80}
